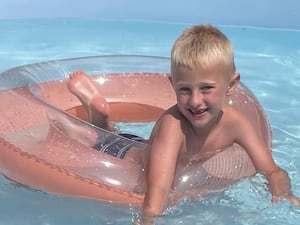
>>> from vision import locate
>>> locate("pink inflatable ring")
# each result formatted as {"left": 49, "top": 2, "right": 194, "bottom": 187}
{"left": 0, "top": 55, "right": 272, "bottom": 206}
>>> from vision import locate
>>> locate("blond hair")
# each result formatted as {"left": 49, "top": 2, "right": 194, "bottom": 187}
{"left": 171, "top": 24, "right": 235, "bottom": 72}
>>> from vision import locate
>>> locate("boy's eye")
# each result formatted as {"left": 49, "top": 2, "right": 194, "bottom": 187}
{"left": 201, "top": 86, "right": 214, "bottom": 92}
{"left": 178, "top": 87, "right": 191, "bottom": 94}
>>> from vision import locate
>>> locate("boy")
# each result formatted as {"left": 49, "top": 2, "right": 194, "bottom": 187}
{"left": 67, "top": 24, "right": 299, "bottom": 224}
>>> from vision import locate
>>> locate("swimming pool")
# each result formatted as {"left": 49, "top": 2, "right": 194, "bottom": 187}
{"left": 0, "top": 7, "right": 300, "bottom": 225}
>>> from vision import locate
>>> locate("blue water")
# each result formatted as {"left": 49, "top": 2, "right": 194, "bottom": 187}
{"left": 0, "top": 18, "right": 300, "bottom": 225}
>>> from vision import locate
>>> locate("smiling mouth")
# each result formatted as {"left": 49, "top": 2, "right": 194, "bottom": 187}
{"left": 189, "top": 108, "right": 208, "bottom": 117}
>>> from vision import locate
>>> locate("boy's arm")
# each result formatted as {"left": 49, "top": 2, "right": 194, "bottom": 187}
{"left": 264, "top": 167, "right": 300, "bottom": 205}
{"left": 233, "top": 111, "right": 300, "bottom": 205}
{"left": 141, "top": 114, "right": 183, "bottom": 224}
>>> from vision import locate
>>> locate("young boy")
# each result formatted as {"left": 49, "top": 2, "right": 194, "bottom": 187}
{"left": 67, "top": 24, "right": 299, "bottom": 224}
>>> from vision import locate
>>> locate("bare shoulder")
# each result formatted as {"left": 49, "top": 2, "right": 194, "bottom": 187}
{"left": 148, "top": 105, "right": 185, "bottom": 155}
{"left": 222, "top": 105, "right": 249, "bottom": 126}
{"left": 222, "top": 104, "right": 259, "bottom": 145}
{"left": 151, "top": 105, "right": 184, "bottom": 138}
{"left": 221, "top": 105, "right": 254, "bottom": 137}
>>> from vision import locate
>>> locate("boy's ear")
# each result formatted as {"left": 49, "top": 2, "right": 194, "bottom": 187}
{"left": 168, "top": 74, "right": 173, "bottom": 85}
{"left": 226, "top": 73, "right": 240, "bottom": 96}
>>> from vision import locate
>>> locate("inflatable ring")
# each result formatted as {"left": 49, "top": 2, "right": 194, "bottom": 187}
{"left": 0, "top": 55, "right": 272, "bottom": 206}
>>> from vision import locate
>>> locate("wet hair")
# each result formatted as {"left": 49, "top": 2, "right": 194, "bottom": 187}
{"left": 171, "top": 24, "right": 236, "bottom": 73}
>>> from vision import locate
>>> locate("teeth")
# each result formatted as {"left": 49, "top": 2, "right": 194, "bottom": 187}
{"left": 191, "top": 109, "right": 206, "bottom": 114}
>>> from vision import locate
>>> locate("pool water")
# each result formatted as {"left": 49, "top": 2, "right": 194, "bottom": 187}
{"left": 0, "top": 19, "right": 300, "bottom": 225}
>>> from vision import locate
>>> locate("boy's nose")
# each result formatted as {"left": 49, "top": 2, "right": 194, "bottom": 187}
{"left": 189, "top": 91, "right": 203, "bottom": 107}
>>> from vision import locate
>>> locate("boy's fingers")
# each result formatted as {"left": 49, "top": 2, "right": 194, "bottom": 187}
{"left": 272, "top": 195, "right": 300, "bottom": 206}
{"left": 287, "top": 196, "right": 300, "bottom": 206}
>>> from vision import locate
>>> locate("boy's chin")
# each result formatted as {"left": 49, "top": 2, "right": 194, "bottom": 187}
{"left": 187, "top": 117, "right": 211, "bottom": 129}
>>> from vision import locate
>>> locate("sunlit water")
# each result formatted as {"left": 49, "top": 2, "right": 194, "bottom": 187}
{"left": 0, "top": 19, "right": 300, "bottom": 225}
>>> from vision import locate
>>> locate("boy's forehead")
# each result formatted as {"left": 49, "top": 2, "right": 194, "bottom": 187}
{"left": 172, "top": 63, "right": 229, "bottom": 74}
{"left": 171, "top": 63, "right": 233, "bottom": 83}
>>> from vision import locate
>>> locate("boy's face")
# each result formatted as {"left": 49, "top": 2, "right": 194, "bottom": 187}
{"left": 172, "top": 64, "right": 236, "bottom": 129}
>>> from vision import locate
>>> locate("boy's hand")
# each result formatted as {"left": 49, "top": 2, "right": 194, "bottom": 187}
{"left": 266, "top": 167, "right": 300, "bottom": 205}
{"left": 272, "top": 193, "right": 300, "bottom": 206}
{"left": 285, "top": 195, "right": 300, "bottom": 205}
